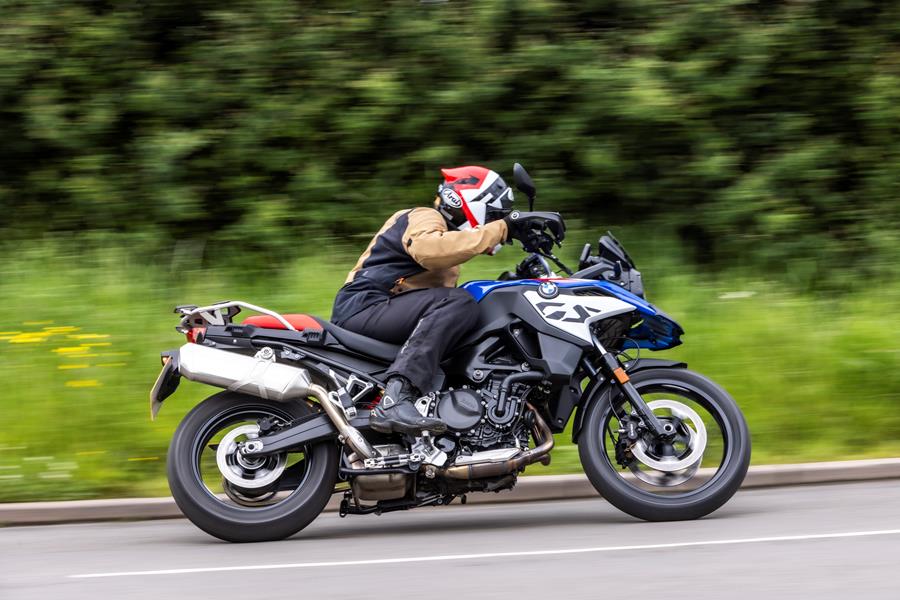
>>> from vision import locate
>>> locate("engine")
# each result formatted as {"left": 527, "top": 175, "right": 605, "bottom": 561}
{"left": 349, "top": 374, "right": 553, "bottom": 504}
{"left": 421, "top": 376, "right": 533, "bottom": 455}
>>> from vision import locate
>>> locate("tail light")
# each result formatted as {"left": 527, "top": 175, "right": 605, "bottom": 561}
{"left": 185, "top": 327, "right": 206, "bottom": 343}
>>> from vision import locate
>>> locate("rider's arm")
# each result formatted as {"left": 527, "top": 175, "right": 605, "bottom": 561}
{"left": 404, "top": 207, "right": 508, "bottom": 271}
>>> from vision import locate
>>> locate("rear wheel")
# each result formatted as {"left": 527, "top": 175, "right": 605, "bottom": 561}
{"left": 578, "top": 368, "right": 750, "bottom": 521}
{"left": 167, "top": 391, "right": 339, "bottom": 542}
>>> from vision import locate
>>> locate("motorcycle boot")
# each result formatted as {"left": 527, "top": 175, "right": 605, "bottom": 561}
{"left": 370, "top": 376, "right": 447, "bottom": 435}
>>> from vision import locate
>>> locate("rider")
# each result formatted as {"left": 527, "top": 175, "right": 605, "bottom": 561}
{"left": 331, "top": 166, "right": 547, "bottom": 435}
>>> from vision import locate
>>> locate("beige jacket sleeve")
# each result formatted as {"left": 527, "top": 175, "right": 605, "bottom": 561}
{"left": 403, "top": 207, "right": 509, "bottom": 271}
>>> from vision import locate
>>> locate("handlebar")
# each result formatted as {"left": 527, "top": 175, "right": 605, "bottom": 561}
{"left": 499, "top": 226, "right": 645, "bottom": 295}
{"left": 499, "top": 251, "right": 573, "bottom": 281}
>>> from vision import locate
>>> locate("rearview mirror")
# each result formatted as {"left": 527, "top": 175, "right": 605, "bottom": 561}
{"left": 513, "top": 163, "right": 536, "bottom": 211}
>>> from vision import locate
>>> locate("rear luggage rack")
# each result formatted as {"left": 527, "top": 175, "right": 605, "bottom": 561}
{"left": 175, "top": 300, "right": 298, "bottom": 332}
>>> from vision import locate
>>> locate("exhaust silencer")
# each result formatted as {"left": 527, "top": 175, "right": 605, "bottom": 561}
{"left": 177, "top": 343, "right": 375, "bottom": 458}
{"left": 179, "top": 343, "right": 313, "bottom": 401}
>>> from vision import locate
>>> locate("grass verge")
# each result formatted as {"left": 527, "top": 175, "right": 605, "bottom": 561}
{"left": 1, "top": 234, "right": 898, "bottom": 501}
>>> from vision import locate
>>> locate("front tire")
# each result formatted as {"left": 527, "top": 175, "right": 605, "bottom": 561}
{"left": 167, "top": 392, "right": 339, "bottom": 542}
{"left": 578, "top": 368, "right": 750, "bottom": 521}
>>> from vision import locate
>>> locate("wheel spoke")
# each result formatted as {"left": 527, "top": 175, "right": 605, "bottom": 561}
{"left": 276, "top": 458, "right": 309, "bottom": 491}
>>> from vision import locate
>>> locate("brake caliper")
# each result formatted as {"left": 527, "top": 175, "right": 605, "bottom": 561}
{"left": 613, "top": 415, "right": 639, "bottom": 469}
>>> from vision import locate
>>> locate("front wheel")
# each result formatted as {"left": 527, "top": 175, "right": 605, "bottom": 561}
{"left": 578, "top": 368, "right": 750, "bottom": 521}
{"left": 167, "top": 391, "right": 339, "bottom": 542}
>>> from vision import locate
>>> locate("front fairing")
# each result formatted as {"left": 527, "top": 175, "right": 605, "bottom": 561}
{"left": 461, "top": 278, "right": 684, "bottom": 350}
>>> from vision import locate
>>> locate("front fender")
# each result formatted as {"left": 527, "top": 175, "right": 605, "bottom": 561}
{"left": 571, "top": 358, "right": 687, "bottom": 443}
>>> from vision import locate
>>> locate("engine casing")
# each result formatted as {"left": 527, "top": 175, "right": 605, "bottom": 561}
{"left": 427, "top": 378, "right": 531, "bottom": 453}
{"left": 435, "top": 389, "right": 483, "bottom": 431}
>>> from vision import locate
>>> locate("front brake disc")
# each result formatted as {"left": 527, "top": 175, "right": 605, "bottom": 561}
{"left": 628, "top": 399, "right": 707, "bottom": 486}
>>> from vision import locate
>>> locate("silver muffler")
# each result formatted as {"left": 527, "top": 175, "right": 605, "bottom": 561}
{"left": 178, "top": 343, "right": 375, "bottom": 459}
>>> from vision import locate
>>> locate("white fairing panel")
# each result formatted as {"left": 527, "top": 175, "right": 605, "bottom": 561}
{"left": 523, "top": 290, "right": 634, "bottom": 343}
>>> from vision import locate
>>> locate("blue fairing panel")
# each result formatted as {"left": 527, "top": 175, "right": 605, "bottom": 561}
{"left": 460, "top": 279, "right": 684, "bottom": 350}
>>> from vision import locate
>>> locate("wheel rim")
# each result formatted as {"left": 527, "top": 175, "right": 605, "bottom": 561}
{"left": 600, "top": 381, "right": 733, "bottom": 498}
{"left": 628, "top": 399, "right": 708, "bottom": 486}
{"left": 190, "top": 405, "right": 311, "bottom": 510}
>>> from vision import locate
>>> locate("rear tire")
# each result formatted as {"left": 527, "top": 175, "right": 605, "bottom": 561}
{"left": 167, "top": 392, "right": 339, "bottom": 542}
{"left": 578, "top": 368, "right": 750, "bottom": 521}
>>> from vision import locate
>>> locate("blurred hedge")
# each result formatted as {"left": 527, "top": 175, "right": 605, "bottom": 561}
{"left": 2, "top": 1, "right": 899, "bottom": 283}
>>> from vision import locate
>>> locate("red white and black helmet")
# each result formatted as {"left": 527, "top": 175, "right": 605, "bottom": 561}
{"left": 436, "top": 166, "right": 514, "bottom": 230}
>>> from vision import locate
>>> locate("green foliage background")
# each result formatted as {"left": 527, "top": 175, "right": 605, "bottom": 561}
{"left": 1, "top": 1, "right": 899, "bottom": 501}
{"left": 3, "top": 0, "right": 899, "bottom": 281}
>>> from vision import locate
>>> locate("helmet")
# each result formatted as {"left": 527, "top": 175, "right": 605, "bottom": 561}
{"left": 436, "top": 166, "right": 514, "bottom": 230}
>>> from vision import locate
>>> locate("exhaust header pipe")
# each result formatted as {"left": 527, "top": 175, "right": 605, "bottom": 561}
{"left": 178, "top": 343, "right": 375, "bottom": 459}
{"left": 438, "top": 403, "right": 554, "bottom": 480}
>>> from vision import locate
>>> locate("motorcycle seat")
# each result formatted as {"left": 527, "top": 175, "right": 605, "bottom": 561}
{"left": 242, "top": 314, "right": 323, "bottom": 331}
{"left": 242, "top": 313, "right": 400, "bottom": 362}
{"left": 311, "top": 317, "right": 400, "bottom": 362}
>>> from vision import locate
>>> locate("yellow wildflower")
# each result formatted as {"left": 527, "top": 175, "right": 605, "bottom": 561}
{"left": 53, "top": 346, "right": 89, "bottom": 354}
{"left": 65, "top": 380, "right": 102, "bottom": 388}
{"left": 9, "top": 333, "right": 50, "bottom": 344}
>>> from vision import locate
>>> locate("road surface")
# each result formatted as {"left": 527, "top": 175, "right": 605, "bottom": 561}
{"left": 3, "top": 480, "right": 899, "bottom": 599}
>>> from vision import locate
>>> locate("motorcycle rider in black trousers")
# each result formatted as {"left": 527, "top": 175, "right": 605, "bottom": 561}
{"left": 331, "top": 166, "right": 547, "bottom": 435}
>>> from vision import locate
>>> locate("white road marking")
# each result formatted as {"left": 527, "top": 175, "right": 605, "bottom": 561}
{"left": 70, "top": 528, "right": 900, "bottom": 579}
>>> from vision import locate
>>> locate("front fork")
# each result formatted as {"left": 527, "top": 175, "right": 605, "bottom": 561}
{"left": 589, "top": 334, "right": 673, "bottom": 439}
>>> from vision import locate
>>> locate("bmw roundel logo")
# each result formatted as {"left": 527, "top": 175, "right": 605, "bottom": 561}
{"left": 538, "top": 281, "right": 559, "bottom": 299}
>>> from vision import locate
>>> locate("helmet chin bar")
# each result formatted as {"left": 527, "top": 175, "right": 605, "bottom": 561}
{"left": 463, "top": 197, "right": 488, "bottom": 226}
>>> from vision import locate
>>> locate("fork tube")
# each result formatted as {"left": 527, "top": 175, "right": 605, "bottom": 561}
{"left": 590, "top": 333, "right": 666, "bottom": 437}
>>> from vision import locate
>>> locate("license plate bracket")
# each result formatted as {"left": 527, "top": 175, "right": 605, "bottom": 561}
{"left": 149, "top": 350, "right": 181, "bottom": 420}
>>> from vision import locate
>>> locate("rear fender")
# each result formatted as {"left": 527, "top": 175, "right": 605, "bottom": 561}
{"left": 571, "top": 358, "right": 687, "bottom": 443}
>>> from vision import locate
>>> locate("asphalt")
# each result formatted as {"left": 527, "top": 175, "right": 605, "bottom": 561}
{"left": 7, "top": 458, "right": 900, "bottom": 526}
{"left": 3, "top": 480, "right": 899, "bottom": 600}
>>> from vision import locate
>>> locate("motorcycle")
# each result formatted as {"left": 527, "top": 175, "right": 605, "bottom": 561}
{"left": 150, "top": 165, "right": 751, "bottom": 542}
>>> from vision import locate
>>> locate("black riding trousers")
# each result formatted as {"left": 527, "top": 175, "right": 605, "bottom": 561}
{"left": 339, "top": 287, "right": 480, "bottom": 393}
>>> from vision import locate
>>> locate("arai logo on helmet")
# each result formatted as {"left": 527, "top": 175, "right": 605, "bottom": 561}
{"left": 440, "top": 187, "right": 463, "bottom": 208}
{"left": 538, "top": 281, "right": 559, "bottom": 299}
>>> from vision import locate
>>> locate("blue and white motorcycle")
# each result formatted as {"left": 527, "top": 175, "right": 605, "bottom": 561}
{"left": 151, "top": 165, "right": 751, "bottom": 542}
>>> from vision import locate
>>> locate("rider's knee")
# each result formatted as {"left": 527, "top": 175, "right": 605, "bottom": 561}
{"left": 444, "top": 288, "right": 477, "bottom": 310}
{"left": 445, "top": 287, "right": 475, "bottom": 303}
{"left": 444, "top": 288, "right": 478, "bottom": 328}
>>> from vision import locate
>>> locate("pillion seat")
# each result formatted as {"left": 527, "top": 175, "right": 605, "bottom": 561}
{"left": 242, "top": 313, "right": 401, "bottom": 362}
